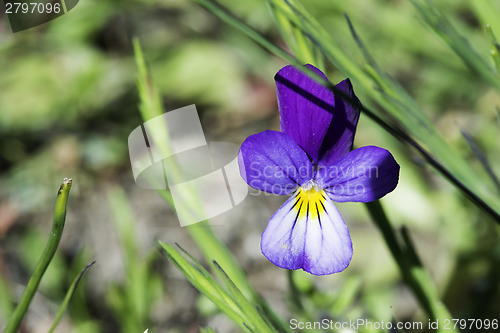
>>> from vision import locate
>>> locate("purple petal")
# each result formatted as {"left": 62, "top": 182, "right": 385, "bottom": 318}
{"left": 261, "top": 188, "right": 353, "bottom": 275}
{"left": 238, "top": 130, "right": 313, "bottom": 195}
{"left": 318, "top": 79, "right": 361, "bottom": 165}
{"left": 316, "top": 146, "right": 400, "bottom": 202}
{"left": 275, "top": 65, "right": 335, "bottom": 163}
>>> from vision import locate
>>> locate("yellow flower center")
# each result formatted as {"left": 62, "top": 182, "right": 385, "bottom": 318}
{"left": 295, "top": 186, "right": 327, "bottom": 220}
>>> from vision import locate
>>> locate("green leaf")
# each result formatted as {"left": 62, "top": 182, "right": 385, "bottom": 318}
{"left": 212, "top": 260, "right": 275, "bottom": 333}
{"left": 365, "top": 201, "right": 456, "bottom": 333}
{"left": 158, "top": 242, "right": 274, "bottom": 333}
{"left": 47, "top": 261, "right": 96, "bottom": 333}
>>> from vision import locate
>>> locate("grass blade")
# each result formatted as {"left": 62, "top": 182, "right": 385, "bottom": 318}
{"left": 471, "top": 0, "right": 500, "bottom": 55}
{"left": 4, "top": 178, "right": 72, "bottom": 333}
{"left": 158, "top": 242, "right": 259, "bottom": 333}
{"left": 459, "top": 127, "right": 500, "bottom": 193}
{"left": 212, "top": 260, "right": 275, "bottom": 333}
{"left": 486, "top": 24, "right": 500, "bottom": 74}
{"left": 365, "top": 201, "right": 456, "bottom": 332}
{"left": 47, "top": 261, "right": 96, "bottom": 333}
{"left": 411, "top": 0, "right": 500, "bottom": 89}
{"left": 268, "top": 1, "right": 323, "bottom": 69}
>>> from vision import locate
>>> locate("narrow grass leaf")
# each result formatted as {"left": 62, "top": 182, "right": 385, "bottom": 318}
{"left": 471, "top": 0, "right": 500, "bottom": 51}
{"left": 365, "top": 201, "right": 456, "bottom": 332}
{"left": 158, "top": 242, "right": 257, "bottom": 333}
{"left": 486, "top": 25, "right": 500, "bottom": 74}
{"left": 459, "top": 127, "right": 500, "bottom": 193}
{"left": 173, "top": 243, "right": 242, "bottom": 310}
{"left": 212, "top": 260, "right": 275, "bottom": 333}
{"left": 47, "top": 261, "right": 96, "bottom": 333}
{"left": 411, "top": 0, "right": 500, "bottom": 89}
{"left": 268, "top": 2, "right": 322, "bottom": 68}
{"left": 108, "top": 188, "right": 163, "bottom": 332}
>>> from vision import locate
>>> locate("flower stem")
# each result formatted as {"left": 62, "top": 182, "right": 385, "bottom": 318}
{"left": 287, "top": 270, "right": 304, "bottom": 312}
{"left": 365, "top": 200, "right": 456, "bottom": 333}
{"left": 4, "top": 178, "right": 72, "bottom": 333}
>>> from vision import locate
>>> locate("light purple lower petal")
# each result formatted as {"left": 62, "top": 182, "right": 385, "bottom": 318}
{"left": 238, "top": 130, "right": 313, "bottom": 195}
{"left": 261, "top": 189, "right": 353, "bottom": 275}
{"left": 316, "top": 146, "right": 400, "bottom": 202}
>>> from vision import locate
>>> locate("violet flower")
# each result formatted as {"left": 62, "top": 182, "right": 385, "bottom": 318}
{"left": 238, "top": 65, "right": 400, "bottom": 275}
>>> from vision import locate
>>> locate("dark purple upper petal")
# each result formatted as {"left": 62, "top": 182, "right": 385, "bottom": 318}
{"left": 276, "top": 65, "right": 361, "bottom": 164}
{"left": 318, "top": 78, "right": 361, "bottom": 165}
{"left": 275, "top": 64, "right": 335, "bottom": 163}
{"left": 315, "top": 146, "right": 400, "bottom": 202}
{"left": 238, "top": 130, "right": 313, "bottom": 195}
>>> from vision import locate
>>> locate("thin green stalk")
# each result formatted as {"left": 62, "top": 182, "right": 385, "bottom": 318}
{"left": 472, "top": 0, "right": 500, "bottom": 43}
{"left": 47, "top": 261, "right": 96, "bottom": 333}
{"left": 365, "top": 200, "right": 455, "bottom": 333}
{"left": 287, "top": 270, "right": 304, "bottom": 313}
{"left": 4, "top": 178, "right": 72, "bottom": 333}
{"left": 486, "top": 24, "right": 500, "bottom": 74}
{"left": 60, "top": 0, "right": 68, "bottom": 13}
{"left": 268, "top": 1, "right": 321, "bottom": 68}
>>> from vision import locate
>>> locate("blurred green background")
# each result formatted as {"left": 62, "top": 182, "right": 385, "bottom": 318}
{"left": 0, "top": 0, "right": 499, "bottom": 332}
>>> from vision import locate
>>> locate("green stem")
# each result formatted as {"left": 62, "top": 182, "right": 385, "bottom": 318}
{"left": 365, "top": 200, "right": 455, "bottom": 333}
{"left": 4, "top": 178, "right": 72, "bottom": 333}
{"left": 287, "top": 270, "right": 304, "bottom": 313}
